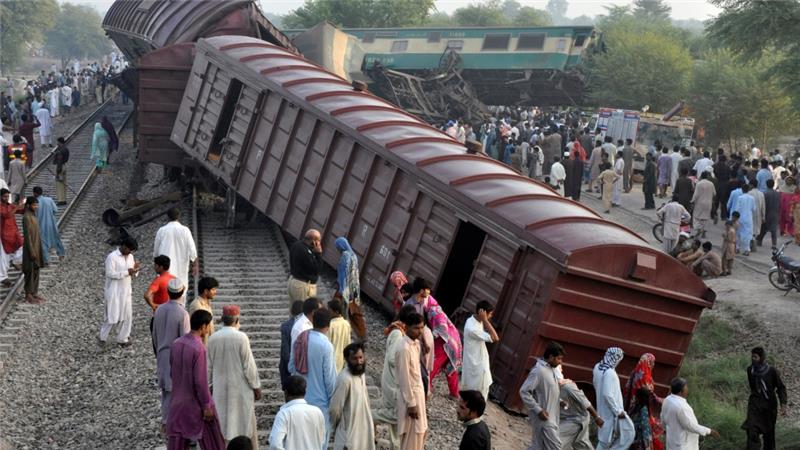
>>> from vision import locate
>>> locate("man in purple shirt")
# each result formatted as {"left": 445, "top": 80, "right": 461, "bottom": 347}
{"left": 151, "top": 279, "right": 190, "bottom": 434}
{"left": 167, "top": 309, "right": 225, "bottom": 450}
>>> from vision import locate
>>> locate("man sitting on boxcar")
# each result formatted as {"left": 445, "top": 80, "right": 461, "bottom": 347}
{"left": 288, "top": 229, "right": 322, "bottom": 303}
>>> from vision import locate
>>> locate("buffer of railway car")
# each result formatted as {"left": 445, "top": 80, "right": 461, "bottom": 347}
{"left": 168, "top": 35, "right": 715, "bottom": 411}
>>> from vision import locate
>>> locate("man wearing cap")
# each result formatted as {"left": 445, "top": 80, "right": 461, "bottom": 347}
{"left": 208, "top": 304, "right": 262, "bottom": 448}
{"left": 152, "top": 278, "right": 190, "bottom": 433}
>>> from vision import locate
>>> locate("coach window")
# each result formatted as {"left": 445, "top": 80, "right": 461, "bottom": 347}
{"left": 209, "top": 78, "right": 243, "bottom": 162}
{"left": 516, "top": 33, "right": 546, "bottom": 50}
{"left": 446, "top": 40, "right": 464, "bottom": 51}
{"left": 574, "top": 34, "right": 587, "bottom": 47}
{"left": 362, "top": 32, "right": 376, "bottom": 43}
{"left": 482, "top": 33, "right": 510, "bottom": 50}
{"left": 391, "top": 40, "right": 408, "bottom": 53}
{"left": 428, "top": 31, "right": 441, "bottom": 43}
{"left": 556, "top": 38, "right": 568, "bottom": 51}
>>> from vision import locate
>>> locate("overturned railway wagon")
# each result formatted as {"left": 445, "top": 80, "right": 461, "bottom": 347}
{"left": 171, "top": 36, "right": 716, "bottom": 411}
{"left": 102, "top": 0, "right": 298, "bottom": 166}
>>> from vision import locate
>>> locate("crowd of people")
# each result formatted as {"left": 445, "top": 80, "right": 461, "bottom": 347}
{"left": 520, "top": 343, "right": 788, "bottom": 450}
{"left": 439, "top": 107, "right": 800, "bottom": 281}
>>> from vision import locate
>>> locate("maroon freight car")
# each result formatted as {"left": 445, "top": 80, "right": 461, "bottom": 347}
{"left": 103, "top": 0, "right": 298, "bottom": 167}
{"left": 170, "top": 36, "right": 716, "bottom": 412}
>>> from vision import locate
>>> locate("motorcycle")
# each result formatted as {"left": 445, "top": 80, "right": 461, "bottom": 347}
{"left": 652, "top": 202, "right": 692, "bottom": 243}
{"left": 768, "top": 240, "right": 800, "bottom": 293}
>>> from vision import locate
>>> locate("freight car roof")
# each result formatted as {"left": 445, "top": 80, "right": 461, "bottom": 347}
{"left": 199, "top": 36, "right": 711, "bottom": 301}
{"left": 103, "top": 0, "right": 296, "bottom": 62}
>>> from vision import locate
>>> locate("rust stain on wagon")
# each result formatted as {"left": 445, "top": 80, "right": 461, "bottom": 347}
{"left": 170, "top": 36, "right": 715, "bottom": 412}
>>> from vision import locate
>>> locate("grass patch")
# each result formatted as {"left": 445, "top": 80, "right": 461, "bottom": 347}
{"left": 681, "top": 314, "right": 800, "bottom": 449}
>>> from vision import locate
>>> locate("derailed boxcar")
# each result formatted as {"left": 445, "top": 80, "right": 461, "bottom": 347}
{"left": 171, "top": 36, "right": 716, "bottom": 412}
{"left": 102, "top": 0, "right": 298, "bottom": 167}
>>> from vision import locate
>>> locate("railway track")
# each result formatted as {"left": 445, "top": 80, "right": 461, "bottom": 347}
{"left": 0, "top": 101, "right": 133, "bottom": 362}
{"left": 193, "top": 205, "right": 382, "bottom": 448}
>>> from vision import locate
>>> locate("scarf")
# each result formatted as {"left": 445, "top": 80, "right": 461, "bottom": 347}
{"left": 335, "top": 237, "right": 359, "bottom": 303}
{"left": 424, "top": 294, "right": 463, "bottom": 374}
{"left": 749, "top": 361, "right": 772, "bottom": 400}
{"left": 389, "top": 271, "right": 407, "bottom": 312}
{"left": 624, "top": 353, "right": 655, "bottom": 408}
{"left": 292, "top": 330, "right": 311, "bottom": 375}
{"left": 598, "top": 347, "right": 624, "bottom": 372}
{"left": 383, "top": 320, "right": 405, "bottom": 337}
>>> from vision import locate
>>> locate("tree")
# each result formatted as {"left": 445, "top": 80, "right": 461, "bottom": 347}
{"left": 452, "top": 0, "right": 508, "bottom": 27}
{"left": 632, "top": 0, "right": 672, "bottom": 23}
{"left": 44, "top": 3, "right": 112, "bottom": 68}
{"left": 513, "top": 6, "right": 552, "bottom": 26}
{"left": 423, "top": 11, "right": 456, "bottom": 27}
{"left": 585, "top": 29, "right": 692, "bottom": 112}
{"left": 0, "top": 0, "right": 58, "bottom": 73}
{"left": 689, "top": 49, "right": 799, "bottom": 149}
{"left": 545, "top": 0, "right": 568, "bottom": 24}
{"left": 569, "top": 14, "right": 595, "bottom": 26}
{"left": 707, "top": 0, "right": 800, "bottom": 110}
{"left": 596, "top": 5, "right": 631, "bottom": 30}
{"left": 282, "top": 0, "right": 435, "bottom": 28}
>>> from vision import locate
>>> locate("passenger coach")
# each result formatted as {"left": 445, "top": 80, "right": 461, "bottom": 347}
{"left": 171, "top": 36, "right": 715, "bottom": 411}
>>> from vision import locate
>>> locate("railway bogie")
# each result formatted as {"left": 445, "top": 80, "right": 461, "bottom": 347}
{"left": 168, "top": 36, "right": 715, "bottom": 411}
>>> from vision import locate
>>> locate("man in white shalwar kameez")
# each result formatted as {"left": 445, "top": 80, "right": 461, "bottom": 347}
{"left": 208, "top": 304, "right": 261, "bottom": 448}
{"left": 373, "top": 314, "right": 406, "bottom": 450}
{"left": 670, "top": 147, "right": 682, "bottom": 192}
{"left": 153, "top": 208, "right": 197, "bottom": 294}
{"left": 460, "top": 301, "right": 499, "bottom": 402}
{"left": 613, "top": 151, "right": 625, "bottom": 206}
{"left": 330, "top": 343, "right": 375, "bottom": 450}
{"left": 519, "top": 342, "right": 565, "bottom": 450}
{"left": 47, "top": 88, "right": 59, "bottom": 118}
{"left": 34, "top": 106, "right": 53, "bottom": 148}
{"left": 99, "top": 238, "right": 139, "bottom": 345}
{"left": 593, "top": 347, "right": 634, "bottom": 450}
{"left": 661, "top": 377, "right": 719, "bottom": 450}
{"left": 657, "top": 196, "right": 691, "bottom": 253}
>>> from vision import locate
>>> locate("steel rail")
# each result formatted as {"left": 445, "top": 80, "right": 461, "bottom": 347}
{"left": 0, "top": 102, "right": 133, "bottom": 323}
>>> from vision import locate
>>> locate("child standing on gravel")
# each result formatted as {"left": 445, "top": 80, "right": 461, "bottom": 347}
{"left": 721, "top": 216, "right": 738, "bottom": 276}
{"left": 328, "top": 297, "right": 352, "bottom": 372}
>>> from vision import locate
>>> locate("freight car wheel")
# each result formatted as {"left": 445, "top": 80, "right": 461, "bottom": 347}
{"left": 652, "top": 223, "right": 664, "bottom": 243}
{"left": 768, "top": 269, "right": 793, "bottom": 292}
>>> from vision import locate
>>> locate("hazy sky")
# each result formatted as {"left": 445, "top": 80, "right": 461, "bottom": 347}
{"left": 71, "top": 0, "right": 720, "bottom": 21}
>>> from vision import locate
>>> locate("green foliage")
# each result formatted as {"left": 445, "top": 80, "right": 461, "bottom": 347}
{"left": 452, "top": 0, "right": 508, "bottom": 27}
{"left": 707, "top": 0, "right": 800, "bottom": 110}
{"left": 632, "top": 0, "right": 672, "bottom": 23}
{"left": 44, "top": 3, "right": 111, "bottom": 67}
{"left": 513, "top": 6, "right": 553, "bottom": 27}
{"left": 689, "top": 49, "right": 799, "bottom": 149}
{"left": 586, "top": 28, "right": 692, "bottom": 112}
{"left": 0, "top": 0, "right": 59, "bottom": 73}
{"left": 423, "top": 11, "right": 455, "bottom": 27}
{"left": 282, "top": 0, "right": 435, "bottom": 28}
{"left": 681, "top": 313, "right": 800, "bottom": 449}
{"left": 450, "top": 0, "right": 551, "bottom": 27}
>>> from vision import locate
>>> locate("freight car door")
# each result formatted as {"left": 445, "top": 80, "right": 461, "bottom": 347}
{"left": 490, "top": 261, "right": 547, "bottom": 406}
{"left": 359, "top": 171, "right": 417, "bottom": 304}
{"left": 460, "top": 236, "right": 519, "bottom": 314}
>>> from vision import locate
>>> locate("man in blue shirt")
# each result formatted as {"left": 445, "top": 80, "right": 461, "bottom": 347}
{"left": 289, "top": 308, "right": 336, "bottom": 449}
{"left": 756, "top": 158, "right": 773, "bottom": 192}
